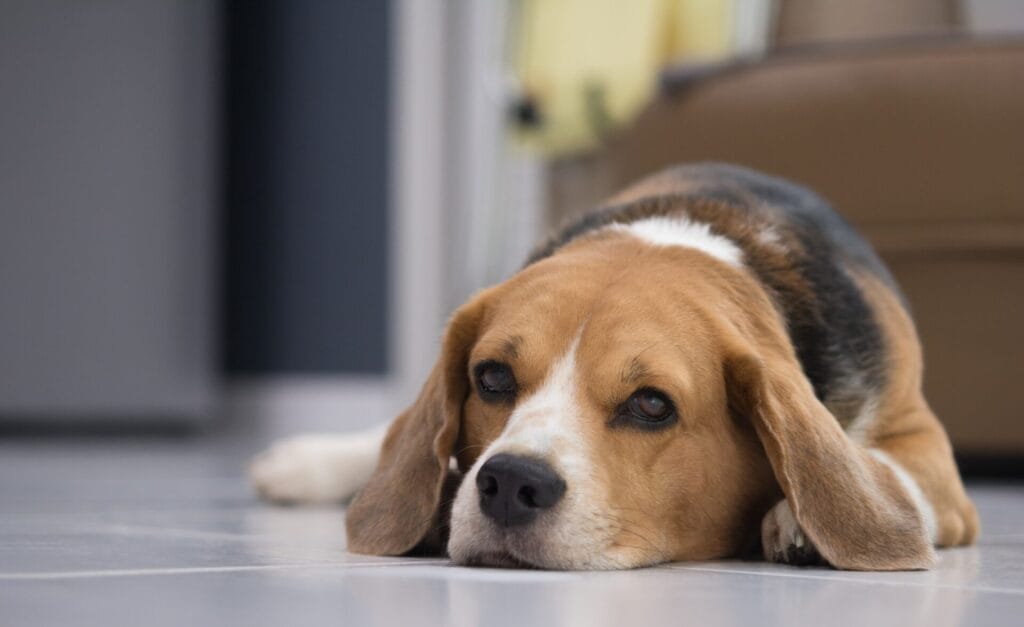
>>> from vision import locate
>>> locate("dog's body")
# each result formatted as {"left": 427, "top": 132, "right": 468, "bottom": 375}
{"left": 251, "top": 164, "right": 978, "bottom": 570}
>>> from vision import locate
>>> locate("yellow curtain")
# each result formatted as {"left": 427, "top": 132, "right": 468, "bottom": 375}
{"left": 514, "top": 0, "right": 733, "bottom": 155}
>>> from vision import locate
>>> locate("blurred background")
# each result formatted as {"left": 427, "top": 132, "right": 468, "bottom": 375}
{"left": 1, "top": 0, "right": 1022, "bottom": 475}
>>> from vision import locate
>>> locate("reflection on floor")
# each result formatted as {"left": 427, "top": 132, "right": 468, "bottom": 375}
{"left": 1, "top": 438, "right": 1022, "bottom": 626}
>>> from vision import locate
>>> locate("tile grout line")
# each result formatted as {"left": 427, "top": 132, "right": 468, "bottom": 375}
{"left": 665, "top": 564, "right": 1024, "bottom": 597}
{"left": 93, "top": 523, "right": 346, "bottom": 543}
{"left": 0, "top": 560, "right": 451, "bottom": 581}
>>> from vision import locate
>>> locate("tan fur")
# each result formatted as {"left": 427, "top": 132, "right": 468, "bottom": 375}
{"left": 853, "top": 272, "right": 979, "bottom": 548}
{"left": 604, "top": 171, "right": 701, "bottom": 206}
{"left": 345, "top": 176, "right": 977, "bottom": 570}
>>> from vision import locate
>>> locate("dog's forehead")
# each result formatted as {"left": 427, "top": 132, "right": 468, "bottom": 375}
{"left": 469, "top": 242, "right": 730, "bottom": 416}
{"left": 471, "top": 272, "right": 596, "bottom": 362}
{"left": 479, "top": 274, "right": 703, "bottom": 352}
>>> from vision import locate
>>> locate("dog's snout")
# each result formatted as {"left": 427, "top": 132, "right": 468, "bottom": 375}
{"left": 476, "top": 453, "right": 566, "bottom": 527}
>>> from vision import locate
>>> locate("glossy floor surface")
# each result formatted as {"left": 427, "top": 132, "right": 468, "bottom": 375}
{"left": 2, "top": 438, "right": 1023, "bottom": 627}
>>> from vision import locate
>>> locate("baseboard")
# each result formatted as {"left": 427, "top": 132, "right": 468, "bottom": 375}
{"left": 956, "top": 452, "right": 1024, "bottom": 480}
{"left": 223, "top": 376, "right": 407, "bottom": 441}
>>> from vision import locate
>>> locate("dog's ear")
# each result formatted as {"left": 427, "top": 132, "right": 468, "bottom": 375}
{"left": 725, "top": 346, "right": 935, "bottom": 570}
{"left": 345, "top": 295, "right": 488, "bottom": 556}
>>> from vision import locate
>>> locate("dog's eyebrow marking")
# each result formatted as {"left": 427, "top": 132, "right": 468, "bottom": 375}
{"left": 621, "top": 357, "right": 651, "bottom": 386}
{"left": 499, "top": 335, "right": 523, "bottom": 361}
{"left": 606, "top": 216, "right": 743, "bottom": 266}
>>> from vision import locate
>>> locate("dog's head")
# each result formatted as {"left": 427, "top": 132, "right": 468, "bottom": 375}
{"left": 344, "top": 228, "right": 923, "bottom": 569}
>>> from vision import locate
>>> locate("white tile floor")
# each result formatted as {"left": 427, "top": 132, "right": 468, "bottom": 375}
{"left": 2, "top": 438, "right": 1023, "bottom": 626}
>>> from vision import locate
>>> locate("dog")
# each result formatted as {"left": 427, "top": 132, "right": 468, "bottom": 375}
{"left": 250, "top": 163, "right": 978, "bottom": 571}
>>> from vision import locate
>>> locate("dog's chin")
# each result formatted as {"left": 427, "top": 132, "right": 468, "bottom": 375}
{"left": 451, "top": 542, "right": 649, "bottom": 570}
{"left": 448, "top": 531, "right": 549, "bottom": 569}
{"left": 456, "top": 549, "right": 542, "bottom": 569}
{"left": 449, "top": 531, "right": 645, "bottom": 571}
{"left": 449, "top": 535, "right": 568, "bottom": 570}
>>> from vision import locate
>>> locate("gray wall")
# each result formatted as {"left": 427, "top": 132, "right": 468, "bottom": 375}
{"left": 223, "top": 1, "right": 391, "bottom": 375}
{"left": 0, "top": 0, "right": 218, "bottom": 419}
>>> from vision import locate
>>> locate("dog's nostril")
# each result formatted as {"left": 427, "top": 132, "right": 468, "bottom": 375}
{"left": 517, "top": 485, "right": 537, "bottom": 508}
{"left": 478, "top": 473, "right": 499, "bottom": 497}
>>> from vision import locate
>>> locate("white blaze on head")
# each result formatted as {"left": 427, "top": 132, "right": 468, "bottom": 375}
{"left": 607, "top": 216, "right": 743, "bottom": 266}
{"left": 482, "top": 333, "right": 587, "bottom": 474}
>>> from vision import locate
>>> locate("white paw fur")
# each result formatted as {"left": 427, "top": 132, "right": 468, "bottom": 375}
{"left": 761, "top": 499, "right": 821, "bottom": 565}
{"left": 249, "top": 428, "right": 385, "bottom": 504}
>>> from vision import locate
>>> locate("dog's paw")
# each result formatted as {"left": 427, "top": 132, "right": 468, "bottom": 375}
{"left": 249, "top": 435, "right": 369, "bottom": 505}
{"left": 761, "top": 499, "right": 823, "bottom": 566}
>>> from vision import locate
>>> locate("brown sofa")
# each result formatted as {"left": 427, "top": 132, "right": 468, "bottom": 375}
{"left": 549, "top": 37, "right": 1024, "bottom": 458}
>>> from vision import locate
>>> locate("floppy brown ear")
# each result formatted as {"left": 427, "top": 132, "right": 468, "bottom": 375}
{"left": 726, "top": 350, "right": 935, "bottom": 570}
{"left": 345, "top": 297, "right": 487, "bottom": 556}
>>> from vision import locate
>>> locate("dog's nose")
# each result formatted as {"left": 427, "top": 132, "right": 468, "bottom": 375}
{"left": 475, "top": 453, "right": 566, "bottom": 527}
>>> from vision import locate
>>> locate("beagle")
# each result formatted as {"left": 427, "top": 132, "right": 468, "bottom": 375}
{"left": 251, "top": 163, "right": 978, "bottom": 570}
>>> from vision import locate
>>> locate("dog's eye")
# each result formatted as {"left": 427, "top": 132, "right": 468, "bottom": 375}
{"left": 631, "top": 390, "right": 669, "bottom": 419}
{"left": 474, "top": 361, "right": 517, "bottom": 402}
{"left": 615, "top": 388, "right": 677, "bottom": 429}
